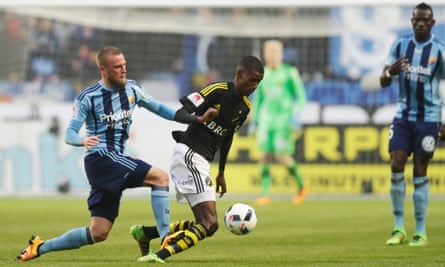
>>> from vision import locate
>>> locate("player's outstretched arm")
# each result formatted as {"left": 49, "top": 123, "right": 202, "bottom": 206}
{"left": 173, "top": 106, "right": 219, "bottom": 124}
{"left": 197, "top": 107, "right": 219, "bottom": 123}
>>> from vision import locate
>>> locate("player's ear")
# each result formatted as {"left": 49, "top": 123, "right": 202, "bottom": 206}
{"left": 236, "top": 68, "right": 244, "bottom": 79}
{"left": 98, "top": 65, "right": 105, "bottom": 74}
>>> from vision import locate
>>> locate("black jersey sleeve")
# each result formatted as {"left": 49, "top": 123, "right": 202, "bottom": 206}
{"left": 173, "top": 106, "right": 199, "bottom": 123}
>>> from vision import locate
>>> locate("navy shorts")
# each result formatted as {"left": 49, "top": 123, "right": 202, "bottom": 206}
{"left": 84, "top": 150, "right": 151, "bottom": 222}
{"left": 389, "top": 118, "right": 440, "bottom": 158}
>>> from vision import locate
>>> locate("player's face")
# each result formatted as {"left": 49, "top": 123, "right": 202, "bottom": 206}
{"left": 235, "top": 68, "right": 264, "bottom": 97}
{"left": 100, "top": 53, "right": 127, "bottom": 89}
{"left": 263, "top": 44, "right": 283, "bottom": 69}
{"left": 411, "top": 8, "right": 435, "bottom": 42}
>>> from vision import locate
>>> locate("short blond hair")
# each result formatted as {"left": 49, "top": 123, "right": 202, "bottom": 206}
{"left": 96, "top": 46, "right": 123, "bottom": 67}
{"left": 263, "top": 40, "right": 283, "bottom": 52}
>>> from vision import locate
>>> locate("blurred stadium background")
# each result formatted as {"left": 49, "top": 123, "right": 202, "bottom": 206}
{"left": 1, "top": 0, "right": 445, "bottom": 197}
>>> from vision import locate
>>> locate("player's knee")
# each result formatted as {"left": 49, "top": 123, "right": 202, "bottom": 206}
{"left": 145, "top": 167, "right": 169, "bottom": 187}
{"left": 390, "top": 153, "right": 408, "bottom": 172}
{"left": 390, "top": 159, "right": 405, "bottom": 172}
{"left": 89, "top": 227, "right": 110, "bottom": 242}
{"left": 158, "top": 171, "right": 169, "bottom": 186}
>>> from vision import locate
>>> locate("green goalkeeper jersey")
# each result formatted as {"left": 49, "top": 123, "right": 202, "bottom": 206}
{"left": 252, "top": 63, "right": 306, "bottom": 130}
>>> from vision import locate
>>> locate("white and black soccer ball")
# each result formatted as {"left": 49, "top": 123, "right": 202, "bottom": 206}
{"left": 224, "top": 203, "right": 257, "bottom": 235}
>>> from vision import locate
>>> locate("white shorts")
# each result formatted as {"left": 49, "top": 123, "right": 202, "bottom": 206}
{"left": 170, "top": 143, "right": 216, "bottom": 207}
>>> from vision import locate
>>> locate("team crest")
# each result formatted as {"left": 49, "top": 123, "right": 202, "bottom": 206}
{"left": 429, "top": 57, "right": 437, "bottom": 64}
{"left": 421, "top": 135, "right": 435, "bottom": 153}
{"left": 128, "top": 95, "right": 135, "bottom": 104}
{"left": 205, "top": 176, "right": 213, "bottom": 187}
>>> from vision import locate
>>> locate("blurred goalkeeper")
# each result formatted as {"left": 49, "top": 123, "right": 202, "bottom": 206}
{"left": 250, "top": 39, "right": 308, "bottom": 205}
{"left": 16, "top": 46, "right": 217, "bottom": 262}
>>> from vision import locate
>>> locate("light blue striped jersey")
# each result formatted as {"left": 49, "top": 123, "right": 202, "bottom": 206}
{"left": 386, "top": 34, "right": 445, "bottom": 122}
{"left": 65, "top": 79, "right": 176, "bottom": 154}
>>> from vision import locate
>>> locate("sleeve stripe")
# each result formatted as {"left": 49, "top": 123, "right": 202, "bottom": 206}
{"left": 200, "top": 82, "right": 228, "bottom": 96}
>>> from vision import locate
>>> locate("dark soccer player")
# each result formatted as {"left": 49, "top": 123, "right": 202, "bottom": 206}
{"left": 131, "top": 56, "right": 264, "bottom": 263}
{"left": 16, "top": 46, "right": 217, "bottom": 261}
{"left": 380, "top": 2, "right": 445, "bottom": 247}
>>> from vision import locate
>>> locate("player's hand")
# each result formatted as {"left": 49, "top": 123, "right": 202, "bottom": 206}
{"left": 291, "top": 113, "right": 302, "bottom": 131}
{"left": 216, "top": 172, "right": 227, "bottom": 198}
{"left": 247, "top": 121, "right": 257, "bottom": 135}
{"left": 439, "top": 125, "right": 445, "bottom": 141}
{"left": 197, "top": 107, "right": 219, "bottom": 123}
{"left": 388, "top": 57, "right": 409, "bottom": 76}
{"left": 82, "top": 135, "right": 100, "bottom": 149}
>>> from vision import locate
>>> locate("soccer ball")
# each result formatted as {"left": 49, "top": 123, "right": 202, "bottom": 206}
{"left": 224, "top": 203, "right": 257, "bottom": 235}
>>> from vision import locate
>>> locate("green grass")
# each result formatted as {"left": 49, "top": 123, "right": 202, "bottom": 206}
{"left": 1, "top": 197, "right": 444, "bottom": 266}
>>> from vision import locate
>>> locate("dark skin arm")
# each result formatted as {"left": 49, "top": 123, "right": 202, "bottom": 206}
{"left": 215, "top": 171, "right": 227, "bottom": 198}
{"left": 197, "top": 107, "right": 219, "bottom": 123}
{"left": 380, "top": 57, "right": 410, "bottom": 87}
{"left": 439, "top": 124, "right": 445, "bottom": 141}
{"left": 216, "top": 132, "right": 234, "bottom": 198}
{"left": 174, "top": 106, "right": 219, "bottom": 124}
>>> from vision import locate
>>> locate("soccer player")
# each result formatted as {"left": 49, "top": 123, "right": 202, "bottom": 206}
{"left": 380, "top": 2, "right": 445, "bottom": 247}
{"left": 131, "top": 56, "right": 264, "bottom": 263}
{"left": 16, "top": 46, "right": 218, "bottom": 261}
{"left": 251, "top": 39, "right": 308, "bottom": 205}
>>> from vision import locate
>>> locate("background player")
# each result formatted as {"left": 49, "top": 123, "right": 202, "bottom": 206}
{"left": 16, "top": 46, "right": 217, "bottom": 261}
{"left": 380, "top": 2, "right": 445, "bottom": 247}
{"left": 250, "top": 39, "right": 308, "bottom": 205}
{"left": 131, "top": 56, "right": 264, "bottom": 263}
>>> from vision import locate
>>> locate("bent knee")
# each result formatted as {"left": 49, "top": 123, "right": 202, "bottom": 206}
{"left": 89, "top": 227, "right": 110, "bottom": 242}
{"left": 91, "top": 231, "right": 108, "bottom": 242}
{"left": 145, "top": 167, "right": 169, "bottom": 187}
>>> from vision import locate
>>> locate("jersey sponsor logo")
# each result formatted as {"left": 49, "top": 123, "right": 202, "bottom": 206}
{"left": 407, "top": 65, "right": 431, "bottom": 75}
{"left": 99, "top": 109, "right": 132, "bottom": 129}
{"left": 203, "top": 121, "right": 228, "bottom": 136}
{"left": 187, "top": 92, "right": 204, "bottom": 107}
{"left": 422, "top": 135, "right": 436, "bottom": 153}
{"left": 405, "top": 65, "right": 431, "bottom": 83}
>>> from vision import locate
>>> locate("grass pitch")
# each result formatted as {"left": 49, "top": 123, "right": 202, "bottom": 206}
{"left": 1, "top": 196, "right": 444, "bottom": 266}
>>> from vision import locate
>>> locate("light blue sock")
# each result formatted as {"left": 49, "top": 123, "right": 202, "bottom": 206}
{"left": 413, "top": 176, "right": 429, "bottom": 235}
{"left": 390, "top": 172, "right": 405, "bottom": 229}
{"left": 151, "top": 186, "right": 170, "bottom": 242}
{"left": 39, "top": 227, "right": 94, "bottom": 255}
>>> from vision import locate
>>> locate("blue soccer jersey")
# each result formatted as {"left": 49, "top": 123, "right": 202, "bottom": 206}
{"left": 65, "top": 79, "right": 176, "bottom": 154}
{"left": 386, "top": 34, "right": 445, "bottom": 122}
